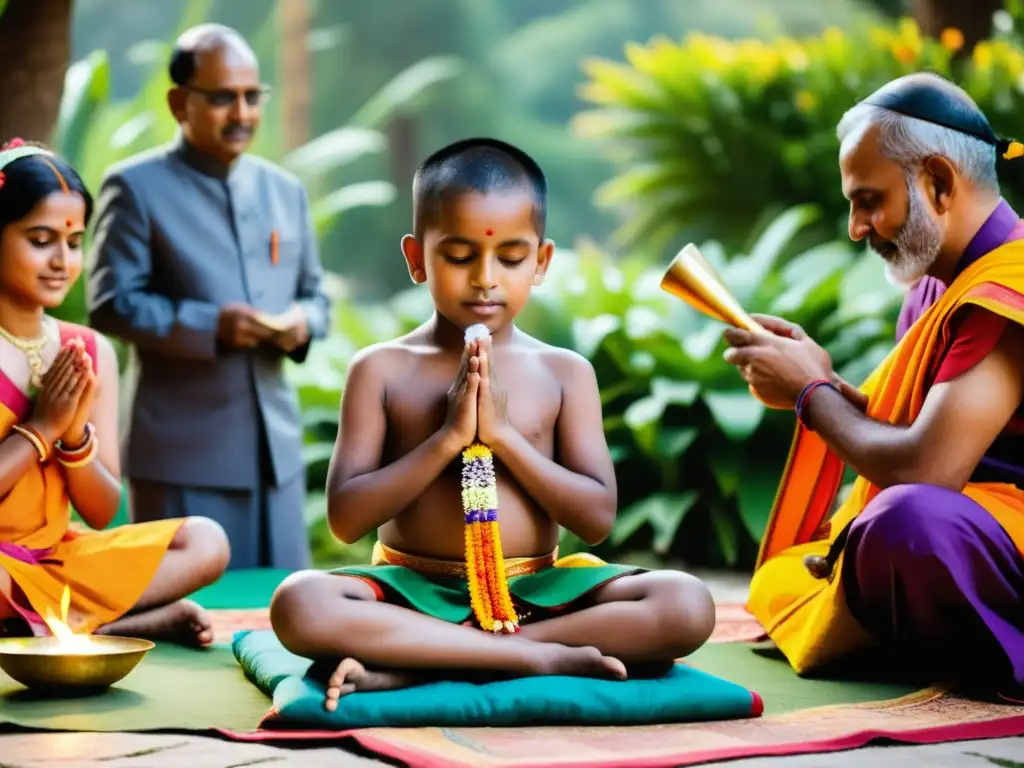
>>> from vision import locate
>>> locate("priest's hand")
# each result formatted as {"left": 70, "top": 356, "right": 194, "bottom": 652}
{"left": 722, "top": 314, "right": 833, "bottom": 410}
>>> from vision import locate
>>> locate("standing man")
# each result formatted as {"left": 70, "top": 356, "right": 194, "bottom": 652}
{"left": 87, "top": 24, "right": 330, "bottom": 570}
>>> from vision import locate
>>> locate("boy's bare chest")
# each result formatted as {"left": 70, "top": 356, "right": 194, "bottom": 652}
{"left": 384, "top": 354, "right": 562, "bottom": 444}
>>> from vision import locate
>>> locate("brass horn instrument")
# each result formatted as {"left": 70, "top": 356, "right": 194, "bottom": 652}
{"left": 659, "top": 244, "right": 762, "bottom": 332}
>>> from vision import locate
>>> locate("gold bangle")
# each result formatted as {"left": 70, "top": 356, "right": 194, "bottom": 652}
{"left": 11, "top": 424, "right": 50, "bottom": 463}
{"left": 58, "top": 436, "right": 98, "bottom": 469}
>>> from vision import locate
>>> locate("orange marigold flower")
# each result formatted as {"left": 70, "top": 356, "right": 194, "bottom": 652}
{"left": 894, "top": 44, "right": 917, "bottom": 64}
{"left": 940, "top": 27, "right": 965, "bottom": 52}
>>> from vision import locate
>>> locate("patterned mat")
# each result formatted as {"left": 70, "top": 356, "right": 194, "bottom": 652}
{"left": 221, "top": 687, "right": 1024, "bottom": 767}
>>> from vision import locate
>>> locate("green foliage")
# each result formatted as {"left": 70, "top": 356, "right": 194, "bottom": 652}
{"left": 296, "top": 206, "right": 902, "bottom": 569}
{"left": 574, "top": 17, "right": 1024, "bottom": 253}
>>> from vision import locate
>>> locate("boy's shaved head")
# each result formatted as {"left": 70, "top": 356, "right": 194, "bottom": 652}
{"left": 412, "top": 138, "right": 547, "bottom": 240}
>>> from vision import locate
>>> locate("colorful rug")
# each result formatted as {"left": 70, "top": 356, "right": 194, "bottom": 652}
{"left": 219, "top": 688, "right": 1024, "bottom": 767}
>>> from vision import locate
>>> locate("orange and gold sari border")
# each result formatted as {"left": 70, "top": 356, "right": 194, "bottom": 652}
{"left": 371, "top": 541, "right": 556, "bottom": 579}
{"left": 755, "top": 426, "right": 844, "bottom": 569}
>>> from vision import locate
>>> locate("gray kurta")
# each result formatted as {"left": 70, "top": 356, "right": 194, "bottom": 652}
{"left": 86, "top": 135, "right": 330, "bottom": 570}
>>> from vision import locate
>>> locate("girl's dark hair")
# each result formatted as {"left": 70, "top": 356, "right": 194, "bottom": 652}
{"left": 0, "top": 142, "right": 93, "bottom": 234}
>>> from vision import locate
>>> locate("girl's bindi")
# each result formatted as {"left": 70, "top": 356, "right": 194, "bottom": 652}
{"left": 485, "top": 228, "right": 493, "bottom": 237}
{"left": 65, "top": 218, "right": 73, "bottom": 228}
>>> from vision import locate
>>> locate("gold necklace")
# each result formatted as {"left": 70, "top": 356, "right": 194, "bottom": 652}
{"left": 0, "top": 321, "right": 49, "bottom": 390}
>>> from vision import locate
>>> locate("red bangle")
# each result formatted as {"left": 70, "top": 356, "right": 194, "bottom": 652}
{"left": 795, "top": 379, "right": 837, "bottom": 431}
{"left": 55, "top": 423, "right": 94, "bottom": 460}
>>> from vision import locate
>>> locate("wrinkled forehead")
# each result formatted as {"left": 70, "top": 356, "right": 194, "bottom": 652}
{"left": 839, "top": 126, "right": 904, "bottom": 200}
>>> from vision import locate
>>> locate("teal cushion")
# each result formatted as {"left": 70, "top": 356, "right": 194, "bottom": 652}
{"left": 232, "top": 630, "right": 763, "bottom": 729}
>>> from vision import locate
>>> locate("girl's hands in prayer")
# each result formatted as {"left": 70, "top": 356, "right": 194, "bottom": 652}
{"left": 61, "top": 338, "right": 99, "bottom": 448}
{"left": 445, "top": 340, "right": 480, "bottom": 448}
{"left": 722, "top": 314, "right": 833, "bottom": 410}
{"left": 29, "top": 340, "right": 90, "bottom": 444}
{"left": 476, "top": 336, "right": 510, "bottom": 446}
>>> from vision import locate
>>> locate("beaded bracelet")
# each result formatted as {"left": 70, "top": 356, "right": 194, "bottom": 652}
{"left": 795, "top": 379, "right": 838, "bottom": 432}
{"left": 11, "top": 424, "right": 50, "bottom": 463}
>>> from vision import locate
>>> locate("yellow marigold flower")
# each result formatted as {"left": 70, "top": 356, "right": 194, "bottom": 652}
{"left": 940, "top": 27, "right": 964, "bottom": 52}
{"left": 463, "top": 443, "right": 492, "bottom": 461}
{"left": 974, "top": 42, "right": 994, "bottom": 70}
{"left": 778, "top": 39, "right": 808, "bottom": 71}
{"left": 822, "top": 27, "right": 844, "bottom": 47}
{"left": 1003, "top": 141, "right": 1024, "bottom": 160}
{"left": 795, "top": 90, "right": 816, "bottom": 112}
{"left": 869, "top": 27, "right": 894, "bottom": 48}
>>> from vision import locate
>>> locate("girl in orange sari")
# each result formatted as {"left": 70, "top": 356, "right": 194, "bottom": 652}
{"left": 0, "top": 139, "right": 229, "bottom": 646}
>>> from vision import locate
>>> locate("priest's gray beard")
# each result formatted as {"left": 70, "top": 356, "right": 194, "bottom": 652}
{"left": 880, "top": 180, "right": 944, "bottom": 289}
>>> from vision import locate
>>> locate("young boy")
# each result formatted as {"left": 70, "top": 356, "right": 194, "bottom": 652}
{"left": 270, "top": 138, "right": 716, "bottom": 710}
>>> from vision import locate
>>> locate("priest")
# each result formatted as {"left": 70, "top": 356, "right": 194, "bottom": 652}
{"left": 721, "top": 72, "right": 1024, "bottom": 698}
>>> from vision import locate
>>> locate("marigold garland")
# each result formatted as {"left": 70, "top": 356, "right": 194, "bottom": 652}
{"left": 461, "top": 442, "right": 519, "bottom": 633}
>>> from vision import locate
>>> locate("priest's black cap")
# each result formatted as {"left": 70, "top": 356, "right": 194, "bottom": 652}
{"left": 861, "top": 73, "right": 1023, "bottom": 161}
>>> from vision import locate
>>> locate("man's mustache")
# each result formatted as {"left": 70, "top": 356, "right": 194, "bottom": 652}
{"left": 221, "top": 123, "right": 253, "bottom": 138}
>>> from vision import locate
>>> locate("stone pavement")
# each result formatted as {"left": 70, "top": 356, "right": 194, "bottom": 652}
{"left": 1, "top": 571, "right": 1021, "bottom": 767}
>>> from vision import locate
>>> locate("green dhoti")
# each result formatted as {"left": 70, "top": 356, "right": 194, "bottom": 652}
{"left": 332, "top": 542, "right": 643, "bottom": 625}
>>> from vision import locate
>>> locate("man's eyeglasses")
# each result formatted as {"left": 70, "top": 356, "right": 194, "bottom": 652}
{"left": 184, "top": 85, "right": 272, "bottom": 108}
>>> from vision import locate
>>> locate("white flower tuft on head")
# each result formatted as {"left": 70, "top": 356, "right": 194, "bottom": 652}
{"left": 464, "top": 323, "right": 491, "bottom": 344}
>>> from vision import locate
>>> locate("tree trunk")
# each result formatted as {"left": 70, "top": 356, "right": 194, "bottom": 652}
{"left": 0, "top": 0, "right": 74, "bottom": 144}
{"left": 911, "top": 0, "right": 1002, "bottom": 53}
{"left": 278, "top": 0, "right": 310, "bottom": 151}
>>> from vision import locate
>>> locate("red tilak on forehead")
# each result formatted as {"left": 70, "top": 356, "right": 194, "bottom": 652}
{"left": 66, "top": 219, "right": 73, "bottom": 228}
{"left": 485, "top": 228, "right": 494, "bottom": 237}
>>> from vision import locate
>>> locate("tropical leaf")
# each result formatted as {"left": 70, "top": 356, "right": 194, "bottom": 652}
{"left": 349, "top": 56, "right": 463, "bottom": 129}
{"left": 282, "top": 127, "right": 388, "bottom": 180}
{"left": 54, "top": 50, "right": 111, "bottom": 180}
{"left": 313, "top": 181, "right": 398, "bottom": 238}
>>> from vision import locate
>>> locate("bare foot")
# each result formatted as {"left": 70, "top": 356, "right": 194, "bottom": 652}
{"left": 98, "top": 599, "right": 213, "bottom": 648}
{"left": 317, "top": 641, "right": 626, "bottom": 712}
{"left": 527, "top": 642, "right": 627, "bottom": 681}
{"left": 323, "top": 658, "right": 418, "bottom": 712}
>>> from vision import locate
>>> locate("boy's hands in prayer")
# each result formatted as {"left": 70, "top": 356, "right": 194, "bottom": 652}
{"left": 29, "top": 340, "right": 91, "bottom": 444}
{"left": 722, "top": 313, "right": 833, "bottom": 409}
{"left": 445, "top": 340, "right": 481, "bottom": 448}
{"left": 475, "top": 336, "right": 510, "bottom": 446}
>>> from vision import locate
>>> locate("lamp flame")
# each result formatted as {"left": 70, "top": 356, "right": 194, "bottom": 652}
{"left": 42, "top": 585, "right": 94, "bottom": 650}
